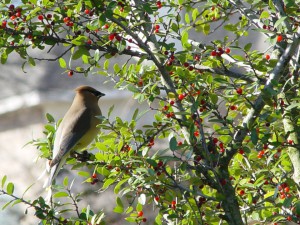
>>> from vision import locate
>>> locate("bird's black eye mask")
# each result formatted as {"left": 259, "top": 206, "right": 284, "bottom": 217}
{"left": 89, "top": 90, "right": 105, "bottom": 98}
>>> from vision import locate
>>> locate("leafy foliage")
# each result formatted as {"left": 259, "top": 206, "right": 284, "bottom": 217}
{"left": 1, "top": 0, "right": 300, "bottom": 224}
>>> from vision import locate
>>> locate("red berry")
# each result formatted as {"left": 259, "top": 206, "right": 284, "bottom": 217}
{"left": 188, "top": 65, "right": 194, "bottom": 71}
{"left": 225, "top": 48, "right": 231, "bottom": 54}
{"left": 157, "top": 161, "right": 163, "bottom": 167}
{"left": 156, "top": 1, "right": 162, "bottom": 8}
{"left": 109, "top": 33, "right": 115, "bottom": 41}
{"left": 46, "top": 14, "right": 52, "bottom": 19}
{"left": 16, "top": 12, "right": 21, "bottom": 17}
{"left": 103, "top": 24, "right": 109, "bottom": 29}
{"left": 142, "top": 218, "right": 147, "bottom": 222}
{"left": 236, "top": 87, "right": 243, "bottom": 95}
{"left": 230, "top": 105, "right": 237, "bottom": 110}
{"left": 170, "top": 100, "right": 175, "bottom": 105}
{"left": 239, "top": 190, "right": 245, "bottom": 196}
{"left": 138, "top": 79, "right": 143, "bottom": 86}
{"left": 9, "top": 4, "right": 15, "bottom": 10}
{"left": 87, "top": 39, "right": 92, "bottom": 45}
{"left": 92, "top": 173, "right": 97, "bottom": 179}
{"left": 178, "top": 94, "right": 185, "bottom": 100}
{"left": 115, "top": 35, "right": 122, "bottom": 41}
{"left": 183, "top": 62, "right": 189, "bottom": 67}
{"left": 287, "top": 215, "right": 292, "bottom": 221}
{"left": 213, "top": 138, "right": 218, "bottom": 144}
{"left": 238, "top": 149, "right": 245, "bottom": 154}
{"left": 154, "top": 196, "right": 160, "bottom": 201}
{"left": 211, "top": 50, "right": 217, "bottom": 56}
{"left": 177, "top": 141, "right": 183, "bottom": 146}
{"left": 277, "top": 35, "right": 283, "bottom": 42}
{"left": 194, "top": 131, "right": 199, "bottom": 137}
{"left": 84, "top": 9, "right": 90, "bottom": 15}
{"left": 2, "top": 20, "right": 7, "bottom": 28}
{"left": 218, "top": 47, "right": 224, "bottom": 54}
{"left": 63, "top": 17, "right": 70, "bottom": 23}
{"left": 155, "top": 24, "right": 160, "bottom": 29}
{"left": 265, "top": 54, "right": 270, "bottom": 60}
{"left": 137, "top": 211, "right": 144, "bottom": 217}
{"left": 68, "top": 70, "right": 74, "bottom": 77}
{"left": 37, "top": 15, "right": 44, "bottom": 21}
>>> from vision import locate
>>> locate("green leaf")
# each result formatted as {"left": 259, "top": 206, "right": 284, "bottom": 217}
{"left": 63, "top": 176, "right": 69, "bottom": 187}
{"left": 71, "top": 35, "right": 88, "bottom": 46}
{"left": 209, "top": 93, "right": 218, "bottom": 104}
{"left": 104, "top": 59, "right": 110, "bottom": 70}
{"left": 260, "top": 11, "right": 270, "bottom": 19}
{"left": 283, "top": 196, "right": 293, "bottom": 208}
{"left": 113, "top": 63, "right": 121, "bottom": 73}
{"left": 192, "top": 8, "right": 199, "bottom": 21}
{"left": 108, "top": 105, "right": 114, "bottom": 118}
{"left": 181, "top": 30, "right": 189, "bottom": 47}
{"left": 45, "top": 113, "right": 55, "bottom": 123}
{"left": 113, "top": 197, "right": 124, "bottom": 213}
{"left": 12, "top": 199, "right": 22, "bottom": 207}
{"left": 251, "top": 129, "right": 258, "bottom": 145}
{"left": 59, "top": 58, "right": 67, "bottom": 68}
{"left": 1, "top": 51, "right": 8, "bottom": 64}
{"left": 114, "top": 178, "right": 129, "bottom": 194}
{"left": 143, "top": 3, "right": 153, "bottom": 14}
{"left": 53, "top": 191, "right": 69, "bottom": 198}
{"left": 169, "top": 136, "right": 177, "bottom": 151}
{"left": 285, "top": 103, "right": 300, "bottom": 111}
{"left": 2, "top": 200, "right": 13, "bottom": 210}
{"left": 2, "top": 175, "right": 7, "bottom": 188}
{"left": 264, "top": 190, "right": 275, "bottom": 199}
{"left": 295, "top": 201, "right": 300, "bottom": 216}
{"left": 28, "top": 57, "right": 36, "bottom": 67}
{"left": 72, "top": 47, "right": 90, "bottom": 60}
{"left": 78, "top": 171, "right": 90, "bottom": 177}
{"left": 185, "top": 13, "right": 190, "bottom": 24}
{"left": 127, "top": 84, "right": 140, "bottom": 93}
{"left": 6, "top": 182, "right": 14, "bottom": 195}
{"left": 224, "top": 24, "right": 237, "bottom": 31}
{"left": 94, "top": 49, "right": 100, "bottom": 61}
{"left": 102, "top": 178, "right": 116, "bottom": 190}
{"left": 274, "top": 16, "right": 287, "bottom": 28}
{"left": 244, "top": 43, "right": 252, "bottom": 52}
{"left": 132, "top": 108, "right": 139, "bottom": 121}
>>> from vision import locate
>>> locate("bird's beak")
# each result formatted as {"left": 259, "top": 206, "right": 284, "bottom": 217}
{"left": 97, "top": 92, "right": 105, "bottom": 98}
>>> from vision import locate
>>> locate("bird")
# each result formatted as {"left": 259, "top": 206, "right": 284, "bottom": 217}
{"left": 44, "top": 86, "right": 105, "bottom": 192}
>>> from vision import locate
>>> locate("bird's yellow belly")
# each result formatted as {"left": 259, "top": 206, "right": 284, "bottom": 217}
{"left": 73, "top": 126, "right": 99, "bottom": 151}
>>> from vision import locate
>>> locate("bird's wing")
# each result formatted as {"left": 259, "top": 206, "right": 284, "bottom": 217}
{"left": 50, "top": 108, "right": 91, "bottom": 167}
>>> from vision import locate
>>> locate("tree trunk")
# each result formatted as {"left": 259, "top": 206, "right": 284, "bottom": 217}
{"left": 219, "top": 168, "right": 244, "bottom": 225}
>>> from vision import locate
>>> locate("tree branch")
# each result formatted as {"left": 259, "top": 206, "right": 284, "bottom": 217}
{"left": 223, "top": 27, "right": 300, "bottom": 165}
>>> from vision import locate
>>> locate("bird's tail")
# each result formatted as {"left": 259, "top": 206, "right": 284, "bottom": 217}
{"left": 44, "top": 157, "right": 66, "bottom": 188}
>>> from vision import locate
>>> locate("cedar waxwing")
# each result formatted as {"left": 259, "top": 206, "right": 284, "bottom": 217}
{"left": 45, "top": 86, "right": 105, "bottom": 189}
